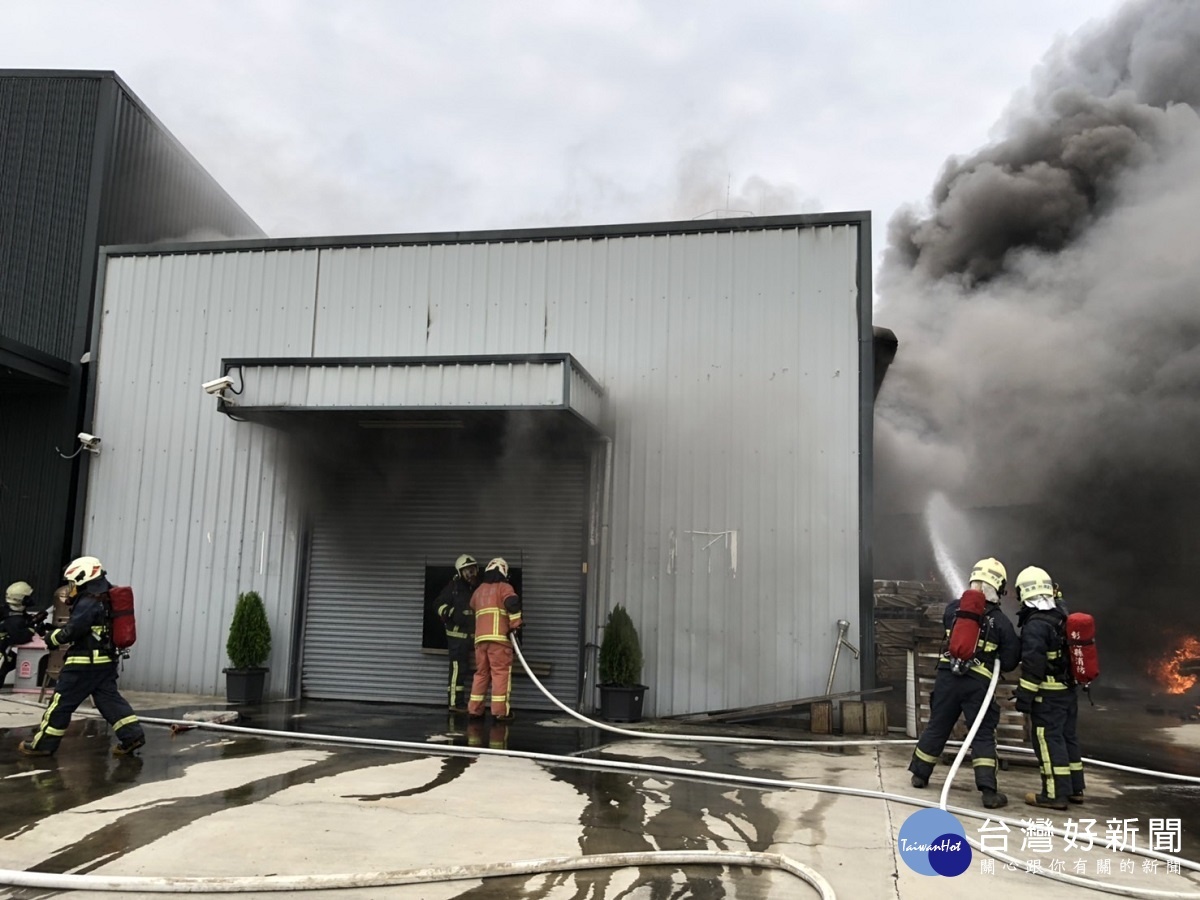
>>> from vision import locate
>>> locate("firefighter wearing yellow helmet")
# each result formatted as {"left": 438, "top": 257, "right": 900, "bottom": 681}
{"left": 435, "top": 554, "right": 480, "bottom": 711}
{"left": 908, "top": 557, "right": 1020, "bottom": 809}
{"left": 1, "top": 582, "right": 40, "bottom": 688}
{"left": 468, "top": 558, "right": 523, "bottom": 720}
{"left": 1015, "top": 565, "right": 1075, "bottom": 810}
{"left": 19, "top": 556, "right": 145, "bottom": 759}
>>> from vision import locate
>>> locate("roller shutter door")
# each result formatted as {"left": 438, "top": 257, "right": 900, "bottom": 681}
{"left": 301, "top": 453, "right": 588, "bottom": 710}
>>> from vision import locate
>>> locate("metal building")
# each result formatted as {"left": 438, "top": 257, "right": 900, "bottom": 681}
{"left": 0, "top": 70, "right": 262, "bottom": 598}
{"left": 83, "top": 214, "right": 874, "bottom": 716}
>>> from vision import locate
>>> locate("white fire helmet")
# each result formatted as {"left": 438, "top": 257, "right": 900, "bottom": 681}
{"left": 485, "top": 558, "right": 509, "bottom": 579}
{"left": 455, "top": 554, "right": 477, "bottom": 574}
{"left": 1016, "top": 566, "right": 1056, "bottom": 610}
{"left": 64, "top": 556, "right": 105, "bottom": 587}
{"left": 5, "top": 581, "right": 33, "bottom": 611}
{"left": 968, "top": 558, "right": 1007, "bottom": 596}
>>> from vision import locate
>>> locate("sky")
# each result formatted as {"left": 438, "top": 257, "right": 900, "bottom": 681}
{"left": 5, "top": 0, "right": 1126, "bottom": 279}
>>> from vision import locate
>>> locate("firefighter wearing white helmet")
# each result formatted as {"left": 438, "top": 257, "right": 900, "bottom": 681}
{"left": 435, "top": 554, "right": 480, "bottom": 711}
{"left": 1, "top": 582, "right": 40, "bottom": 688}
{"left": 469, "top": 558, "right": 523, "bottom": 719}
{"left": 1015, "top": 564, "right": 1074, "bottom": 810}
{"left": 909, "top": 556, "right": 1020, "bottom": 809}
{"left": 19, "top": 556, "right": 145, "bottom": 759}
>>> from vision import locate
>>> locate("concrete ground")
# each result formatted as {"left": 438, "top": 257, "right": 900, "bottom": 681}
{"left": 1, "top": 690, "right": 1199, "bottom": 899}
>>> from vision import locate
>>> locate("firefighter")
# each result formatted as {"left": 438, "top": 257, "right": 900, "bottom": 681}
{"left": 1054, "top": 583, "right": 1086, "bottom": 803}
{"left": 1015, "top": 565, "right": 1073, "bottom": 810}
{"left": 908, "top": 557, "right": 1020, "bottom": 809}
{"left": 468, "top": 557, "right": 522, "bottom": 720}
{"left": 436, "top": 554, "right": 479, "bottom": 712}
{"left": 18, "top": 557, "right": 146, "bottom": 758}
{"left": 1, "top": 582, "right": 38, "bottom": 687}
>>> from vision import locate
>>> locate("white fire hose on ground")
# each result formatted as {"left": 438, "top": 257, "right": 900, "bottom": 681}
{"left": 1, "top": 648, "right": 1199, "bottom": 898}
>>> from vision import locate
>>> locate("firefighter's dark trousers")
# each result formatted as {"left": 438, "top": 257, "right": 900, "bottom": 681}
{"left": 25, "top": 665, "right": 144, "bottom": 754}
{"left": 909, "top": 669, "right": 1001, "bottom": 792}
{"left": 1064, "top": 687, "right": 1085, "bottom": 795}
{"left": 1031, "top": 691, "right": 1074, "bottom": 801}
{"left": 446, "top": 634, "right": 472, "bottom": 710}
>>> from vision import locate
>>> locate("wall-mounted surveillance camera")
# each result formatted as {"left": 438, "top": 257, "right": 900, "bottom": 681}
{"left": 77, "top": 432, "right": 101, "bottom": 453}
{"left": 202, "top": 376, "right": 235, "bottom": 396}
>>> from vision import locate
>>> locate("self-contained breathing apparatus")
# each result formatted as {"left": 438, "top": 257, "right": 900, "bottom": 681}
{"left": 945, "top": 557, "right": 1007, "bottom": 676}
{"left": 947, "top": 589, "right": 988, "bottom": 675}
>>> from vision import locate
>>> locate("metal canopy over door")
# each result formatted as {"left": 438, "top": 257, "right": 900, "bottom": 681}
{"left": 300, "top": 448, "right": 589, "bottom": 710}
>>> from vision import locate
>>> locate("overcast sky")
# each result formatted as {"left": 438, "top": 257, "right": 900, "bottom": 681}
{"left": 6, "top": 1, "right": 1126, "bottom": 285}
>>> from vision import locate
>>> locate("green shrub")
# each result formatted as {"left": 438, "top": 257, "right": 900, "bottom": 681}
{"left": 599, "top": 604, "right": 643, "bottom": 687}
{"left": 226, "top": 591, "right": 272, "bottom": 670}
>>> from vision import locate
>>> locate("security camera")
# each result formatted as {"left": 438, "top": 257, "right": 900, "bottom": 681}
{"left": 202, "top": 376, "right": 235, "bottom": 396}
{"left": 77, "top": 433, "right": 101, "bottom": 452}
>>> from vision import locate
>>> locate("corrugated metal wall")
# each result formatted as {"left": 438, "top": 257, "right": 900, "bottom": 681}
{"left": 90, "top": 221, "right": 865, "bottom": 714}
{"left": 0, "top": 75, "right": 99, "bottom": 359}
{"left": 83, "top": 249, "right": 319, "bottom": 695}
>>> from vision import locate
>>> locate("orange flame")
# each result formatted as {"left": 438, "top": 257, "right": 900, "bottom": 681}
{"left": 1150, "top": 636, "right": 1200, "bottom": 694}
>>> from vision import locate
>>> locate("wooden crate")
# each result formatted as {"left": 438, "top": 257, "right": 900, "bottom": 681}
{"left": 842, "top": 700, "right": 865, "bottom": 734}
{"left": 864, "top": 700, "right": 888, "bottom": 735}
{"left": 810, "top": 700, "right": 833, "bottom": 734}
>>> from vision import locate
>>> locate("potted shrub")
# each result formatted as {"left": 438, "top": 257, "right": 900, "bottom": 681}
{"left": 223, "top": 591, "right": 271, "bottom": 705}
{"left": 597, "top": 604, "right": 648, "bottom": 722}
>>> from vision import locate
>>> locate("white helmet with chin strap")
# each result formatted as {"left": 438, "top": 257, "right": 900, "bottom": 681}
{"left": 485, "top": 558, "right": 509, "bottom": 579}
{"left": 1016, "top": 565, "right": 1056, "bottom": 610}
{"left": 5, "top": 581, "right": 33, "bottom": 611}
{"left": 64, "top": 556, "right": 105, "bottom": 588}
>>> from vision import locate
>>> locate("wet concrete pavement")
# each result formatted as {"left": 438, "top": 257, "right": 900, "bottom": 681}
{"left": 1, "top": 690, "right": 1199, "bottom": 899}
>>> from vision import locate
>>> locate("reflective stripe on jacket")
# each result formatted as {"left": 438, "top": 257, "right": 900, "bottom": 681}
{"left": 1017, "top": 607, "right": 1071, "bottom": 699}
{"left": 471, "top": 582, "right": 521, "bottom": 643}
{"left": 47, "top": 595, "right": 117, "bottom": 668}
{"left": 436, "top": 576, "right": 475, "bottom": 639}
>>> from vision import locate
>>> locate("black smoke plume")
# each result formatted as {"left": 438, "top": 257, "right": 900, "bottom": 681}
{"left": 876, "top": 0, "right": 1200, "bottom": 683}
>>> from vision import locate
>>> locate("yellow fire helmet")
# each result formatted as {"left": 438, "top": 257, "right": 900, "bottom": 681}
{"left": 1016, "top": 566, "right": 1056, "bottom": 606}
{"left": 968, "top": 558, "right": 1007, "bottom": 594}
{"left": 455, "top": 554, "right": 477, "bottom": 574}
{"left": 5, "top": 581, "right": 33, "bottom": 610}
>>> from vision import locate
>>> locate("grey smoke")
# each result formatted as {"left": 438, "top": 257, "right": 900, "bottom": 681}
{"left": 876, "top": 0, "right": 1200, "bottom": 680}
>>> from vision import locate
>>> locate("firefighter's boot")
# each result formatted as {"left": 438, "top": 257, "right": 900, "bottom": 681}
{"left": 1024, "top": 792, "right": 1068, "bottom": 811}
{"left": 981, "top": 789, "right": 1007, "bottom": 809}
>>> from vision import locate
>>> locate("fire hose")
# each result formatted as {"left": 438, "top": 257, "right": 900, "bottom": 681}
{"left": 3, "top": 652, "right": 1200, "bottom": 898}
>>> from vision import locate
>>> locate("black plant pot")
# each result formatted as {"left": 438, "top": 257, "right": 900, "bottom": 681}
{"left": 598, "top": 684, "right": 647, "bottom": 722}
{"left": 224, "top": 667, "right": 268, "bottom": 705}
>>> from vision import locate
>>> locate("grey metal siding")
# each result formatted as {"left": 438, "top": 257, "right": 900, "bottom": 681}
{"left": 235, "top": 359, "right": 568, "bottom": 409}
{"left": 0, "top": 75, "right": 99, "bottom": 359}
{"left": 82, "top": 249, "right": 319, "bottom": 695}
{"left": 302, "top": 454, "right": 587, "bottom": 708}
{"left": 91, "top": 218, "right": 864, "bottom": 714}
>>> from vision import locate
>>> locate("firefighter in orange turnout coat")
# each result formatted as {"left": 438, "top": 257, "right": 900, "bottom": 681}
{"left": 468, "top": 558, "right": 522, "bottom": 719}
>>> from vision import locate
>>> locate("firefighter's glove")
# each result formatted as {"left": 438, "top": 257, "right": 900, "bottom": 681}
{"left": 33, "top": 620, "right": 52, "bottom": 639}
{"left": 511, "top": 628, "right": 523, "bottom": 648}
{"left": 1014, "top": 690, "right": 1034, "bottom": 714}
